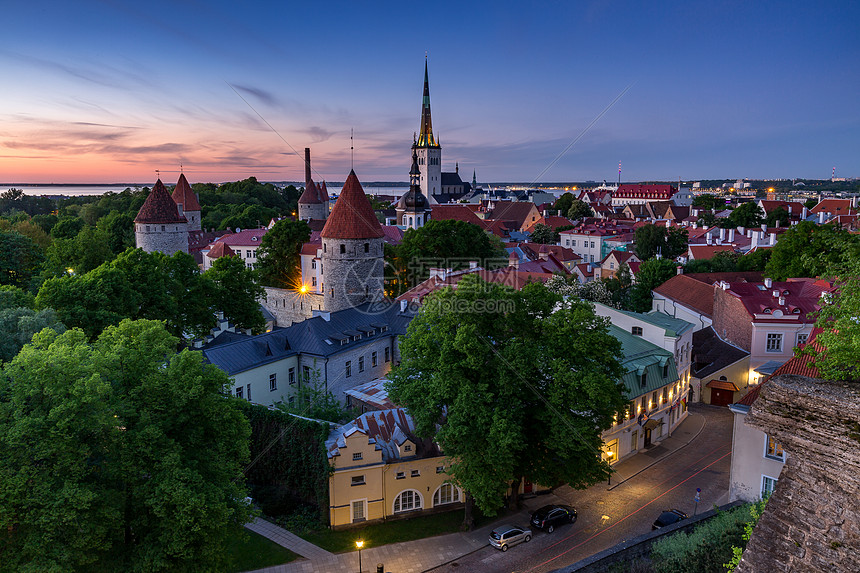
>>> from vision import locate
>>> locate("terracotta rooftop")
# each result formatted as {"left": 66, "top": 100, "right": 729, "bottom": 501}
{"left": 810, "top": 199, "right": 855, "bottom": 215}
{"left": 171, "top": 173, "right": 201, "bottom": 212}
{"left": 320, "top": 170, "right": 385, "bottom": 239}
{"left": 429, "top": 204, "right": 488, "bottom": 228}
{"left": 208, "top": 228, "right": 268, "bottom": 248}
{"left": 206, "top": 241, "right": 235, "bottom": 259}
{"left": 134, "top": 179, "right": 187, "bottom": 224}
{"left": 688, "top": 244, "right": 737, "bottom": 260}
{"left": 723, "top": 279, "right": 833, "bottom": 324}
{"left": 397, "top": 267, "right": 552, "bottom": 303}
{"left": 653, "top": 274, "right": 719, "bottom": 317}
{"left": 298, "top": 179, "right": 326, "bottom": 205}
{"left": 614, "top": 184, "right": 676, "bottom": 199}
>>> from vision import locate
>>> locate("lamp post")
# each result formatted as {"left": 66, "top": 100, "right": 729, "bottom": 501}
{"left": 606, "top": 450, "right": 614, "bottom": 485}
{"left": 355, "top": 539, "right": 364, "bottom": 573}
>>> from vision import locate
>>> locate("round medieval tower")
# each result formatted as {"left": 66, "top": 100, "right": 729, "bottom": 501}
{"left": 320, "top": 170, "right": 385, "bottom": 312}
{"left": 134, "top": 179, "right": 189, "bottom": 255}
{"left": 171, "top": 173, "right": 202, "bottom": 232}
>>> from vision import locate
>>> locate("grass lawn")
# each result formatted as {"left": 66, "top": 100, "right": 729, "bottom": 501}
{"left": 225, "top": 529, "right": 299, "bottom": 572}
{"left": 298, "top": 510, "right": 493, "bottom": 554}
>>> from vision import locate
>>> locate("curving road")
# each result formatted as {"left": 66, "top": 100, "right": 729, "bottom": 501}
{"left": 427, "top": 404, "right": 733, "bottom": 573}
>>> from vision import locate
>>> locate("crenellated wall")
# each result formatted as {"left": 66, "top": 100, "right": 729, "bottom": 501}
{"left": 736, "top": 374, "right": 860, "bottom": 572}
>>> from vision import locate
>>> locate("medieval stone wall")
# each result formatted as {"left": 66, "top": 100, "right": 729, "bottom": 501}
{"left": 736, "top": 374, "right": 860, "bottom": 572}
{"left": 298, "top": 202, "right": 327, "bottom": 221}
{"left": 135, "top": 223, "right": 189, "bottom": 255}
{"left": 262, "top": 287, "right": 323, "bottom": 327}
{"left": 321, "top": 237, "right": 385, "bottom": 313}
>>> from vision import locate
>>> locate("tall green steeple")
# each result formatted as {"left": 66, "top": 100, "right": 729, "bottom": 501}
{"left": 416, "top": 59, "right": 439, "bottom": 148}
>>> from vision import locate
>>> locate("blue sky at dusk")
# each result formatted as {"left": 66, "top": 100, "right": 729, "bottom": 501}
{"left": 1, "top": 0, "right": 857, "bottom": 184}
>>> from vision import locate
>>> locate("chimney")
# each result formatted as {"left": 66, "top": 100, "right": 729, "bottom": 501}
{"left": 751, "top": 232, "right": 759, "bottom": 248}
{"left": 509, "top": 252, "right": 520, "bottom": 269}
{"left": 770, "top": 232, "right": 776, "bottom": 246}
{"left": 400, "top": 299, "right": 408, "bottom": 312}
{"left": 719, "top": 228, "right": 726, "bottom": 241}
{"left": 692, "top": 208, "right": 699, "bottom": 217}
{"left": 772, "top": 289, "right": 780, "bottom": 298}
{"left": 676, "top": 265, "right": 683, "bottom": 275}
{"left": 778, "top": 296, "right": 786, "bottom": 306}
{"left": 765, "top": 277, "right": 773, "bottom": 288}
{"left": 429, "top": 268, "right": 449, "bottom": 280}
{"left": 761, "top": 223, "right": 767, "bottom": 231}
{"left": 706, "top": 234, "right": 713, "bottom": 245}
{"left": 738, "top": 226, "right": 745, "bottom": 235}
{"left": 469, "top": 260, "right": 478, "bottom": 270}
{"left": 728, "top": 228, "right": 735, "bottom": 242}
{"left": 818, "top": 211, "right": 826, "bottom": 224}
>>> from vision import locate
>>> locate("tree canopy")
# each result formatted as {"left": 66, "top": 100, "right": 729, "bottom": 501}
{"left": 692, "top": 194, "right": 723, "bottom": 211}
{"left": 552, "top": 192, "right": 575, "bottom": 216}
{"left": 764, "top": 222, "right": 860, "bottom": 281}
{"left": 726, "top": 202, "right": 765, "bottom": 228}
{"left": 0, "top": 320, "right": 252, "bottom": 572}
{"left": 392, "top": 219, "right": 508, "bottom": 292}
{"left": 633, "top": 224, "right": 689, "bottom": 261}
{"left": 529, "top": 223, "right": 559, "bottom": 244}
{"left": 386, "top": 276, "right": 627, "bottom": 525}
{"left": 567, "top": 199, "right": 594, "bottom": 221}
{"left": 628, "top": 257, "right": 678, "bottom": 312}
{"left": 0, "top": 231, "right": 43, "bottom": 290}
{"left": 256, "top": 219, "right": 311, "bottom": 289}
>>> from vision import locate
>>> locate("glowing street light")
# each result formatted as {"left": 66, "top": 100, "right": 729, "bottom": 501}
{"left": 606, "top": 450, "right": 615, "bottom": 485}
{"left": 355, "top": 539, "right": 364, "bottom": 573}
{"left": 299, "top": 284, "right": 309, "bottom": 294}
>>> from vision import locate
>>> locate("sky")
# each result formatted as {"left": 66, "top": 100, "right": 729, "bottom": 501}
{"left": 1, "top": 0, "right": 858, "bottom": 184}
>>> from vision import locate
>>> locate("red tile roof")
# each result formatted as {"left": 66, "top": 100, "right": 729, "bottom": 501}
{"left": 810, "top": 199, "right": 855, "bottom": 215}
{"left": 298, "top": 179, "right": 325, "bottom": 205}
{"left": 614, "top": 184, "right": 676, "bottom": 200}
{"left": 688, "top": 244, "right": 736, "bottom": 260}
{"left": 209, "top": 228, "right": 268, "bottom": 247}
{"left": 206, "top": 241, "right": 235, "bottom": 259}
{"left": 653, "top": 274, "right": 718, "bottom": 317}
{"left": 321, "top": 171, "right": 385, "bottom": 240}
{"left": 430, "top": 205, "right": 488, "bottom": 228}
{"left": 706, "top": 380, "right": 741, "bottom": 392}
{"left": 397, "top": 267, "right": 552, "bottom": 303}
{"left": 724, "top": 279, "right": 833, "bottom": 324}
{"left": 737, "top": 336, "right": 823, "bottom": 407}
{"left": 171, "top": 173, "right": 201, "bottom": 212}
{"left": 300, "top": 242, "right": 321, "bottom": 256}
{"left": 134, "top": 179, "right": 187, "bottom": 224}
{"left": 524, "top": 215, "right": 574, "bottom": 234}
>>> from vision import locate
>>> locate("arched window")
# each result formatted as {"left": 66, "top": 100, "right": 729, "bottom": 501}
{"left": 433, "top": 484, "right": 460, "bottom": 507}
{"left": 393, "top": 490, "right": 422, "bottom": 513}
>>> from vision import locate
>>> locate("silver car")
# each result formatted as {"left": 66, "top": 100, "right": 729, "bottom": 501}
{"left": 489, "top": 524, "right": 533, "bottom": 551}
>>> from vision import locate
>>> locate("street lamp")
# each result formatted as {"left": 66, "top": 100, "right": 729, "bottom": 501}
{"left": 355, "top": 539, "right": 364, "bottom": 573}
{"left": 606, "top": 450, "right": 614, "bottom": 485}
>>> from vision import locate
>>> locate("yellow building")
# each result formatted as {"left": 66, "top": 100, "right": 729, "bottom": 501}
{"left": 326, "top": 409, "right": 463, "bottom": 528}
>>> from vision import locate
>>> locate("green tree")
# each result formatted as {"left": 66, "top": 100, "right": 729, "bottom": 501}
{"left": 0, "top": 231, "right": 43, "bottom": 290}
{"left": 0, "top": 307, "right": 65, "bottom": 362}
{"left": 530, "top": 223, "right": 559, "bottom": 244}
{"left": 633, "top": 225, "right": 688, "bottom": 260}
{"left": 101, "top": 211, "right": 136, "bottom": 254}
{"left": 692, "top": 194, "right": 723, "bottom": 211}
{"left": 394, "top": 219, "right": 508, "bottom": 291}
{"left": 736, "top": 248, "right": 771, "bottom": 271}
{"left": 50, "top": 217, "right": 85, "bottom": 239}
{"left": 0, "top": 320, "right": 252, "bottom": 572}
{"left": 803, "top": 198, "right": 818, "bottom": 210}
{"left": 628, "top": 257, "right": 678, "bottom": 312}
{"left": 567, "top": 199, "right": 593, "bottom": 221}
{"left": 764, "top": 222, "right": 860, "bottom": 280}
{"left": 0, "top": 285, "right": 35, "bottom": 311}
{"left": 204, "top": 255, "right": 265, "bottom": 333}
{"left": 386, "top": 276, "right": 627, "bottom": 527}
{"left": 552, "top": 192, "right": 575, "bottom": 216}
{"left": 256, "top": 219, "right": 311, "bottom": 289}
{"left": 727, "top": 202, "right": 765, "bottom": 228}
{"left": 764, "top": 206, "right": 789, "bottom": 227}
{"left": 45, "top": 225, "right": 114, "bottom": 276}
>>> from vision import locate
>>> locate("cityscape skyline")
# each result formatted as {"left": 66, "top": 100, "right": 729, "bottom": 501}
{"left": 1, "top": 0, "right": 858, "bottom": 184}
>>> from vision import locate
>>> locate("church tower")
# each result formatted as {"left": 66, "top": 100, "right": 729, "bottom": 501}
{"left": 413, "top": 59, "right": 442, "bottom": 198}
{"left": 320, "top": 170, "right": 385, "bottom": 312}
{"left": 171, "top": 173, "right": 201, "bottom": 232}
{"left": 134, "top": 179, "right": 189, "bottom": 255}
{"left": 395, "top": 149, "right": 432, "bottom": 230}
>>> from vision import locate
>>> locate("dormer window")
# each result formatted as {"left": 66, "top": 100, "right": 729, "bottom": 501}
{"left": 792, "top": 308, "right": 801, "bottom": 314}
{"left": 640, "top": 373, "right": 647, "bottom": 387}
{"left": 763, "top": 308, "right": 772, "bottom": 314}
{"left": 632, "top": 326, "right": 643, "bottom": 336}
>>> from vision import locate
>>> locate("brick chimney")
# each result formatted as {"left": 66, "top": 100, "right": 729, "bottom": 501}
{"left": 304, "top": 148, "right": 311, "bottom": 186}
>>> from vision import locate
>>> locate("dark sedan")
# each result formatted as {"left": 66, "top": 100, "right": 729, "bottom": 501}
{"left": 652, "top": 509, "right": 688, "bottom": 530}
{"left": 530, "top": 504, "right": 577, "bottom": 533}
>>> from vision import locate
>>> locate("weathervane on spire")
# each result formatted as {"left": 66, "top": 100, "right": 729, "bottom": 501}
{"left": 155, "top": 169, "right": 160, "bottom": 179}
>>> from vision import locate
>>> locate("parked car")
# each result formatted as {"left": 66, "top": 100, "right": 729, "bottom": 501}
{"left": 489, "top": 524, "right": 532, "bottom": 551}
{"left": 530, "top": 504, "right": 578, "bottom": 533}
{"left": 652, "top": 509, "right": 688, "bottom": 530}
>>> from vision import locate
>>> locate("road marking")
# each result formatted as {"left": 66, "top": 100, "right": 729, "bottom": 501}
{"left": 526, "top": 449, "right": 732, "bottom": 572}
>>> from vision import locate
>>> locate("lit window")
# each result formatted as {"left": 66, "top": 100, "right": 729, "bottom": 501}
{"left": 765, "top": 435, "right": 785, "bottom": 461}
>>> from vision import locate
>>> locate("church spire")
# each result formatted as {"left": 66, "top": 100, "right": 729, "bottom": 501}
{"left": 416, "top": 58, "right": 439, "bottom": 148}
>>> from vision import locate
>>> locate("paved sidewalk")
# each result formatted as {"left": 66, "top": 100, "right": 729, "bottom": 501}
{"left": 245, "top": 406, "right": 715, "bottom": 573}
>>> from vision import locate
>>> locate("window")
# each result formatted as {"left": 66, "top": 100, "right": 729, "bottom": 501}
{"left": 393, "top": 490, "right": 421, "bottom": 513}
{"left": 395, "top": 471, "right": 405, "bottom": 480}
{"left": 433, "top": 483, "right": 460, "bottom": 506}
{"left": 403, "top": 444, "right": 412, "bottom": 452}
{"left": 358, "top": 357, "right": 364, "bottom": 372}
{"left": 639, "top": 396, "right": 646, "bottom": 412}
{"left": 610, "top": 262, "right": 615, "bottom": 270}
{"left": 352, "top": 452, "right": 363, "bottom": 461}
{"left": 663, "top": 363, "right": 669, "bottom": 378}
{"left": 364, "top": 243, "right": 369, "bottom": 253}
{"left": 651, "top": 391, "right": 658, "bottom": 410}
{"left": 662, "top": 387, "right": 668, "bottom": 404}
{"left": 766, "top": 333, "right": 783, "bottom": 352}
{"left": 796, "top": 332, "right": 809, "bottom": 347}
{"left": 372, "top": 351, "right": 378, "bottom": 367}
{"left": 303, "top": 366, "right": 310, "bottom": 382}
{"left": 269, "top": 373, "right": 277, "bottom": 392}
{"left": 345, "top": 361, "right": 352, "bottom": 378}
{"left": 590, "top": 241, "right": 595, "bottom": 248}
{"left": 761, "top": 475, "right": 778, "bottom": 499}
{"left": 640, "top": 372, "right": 647, "bottom": 387}
{"left": 312, "top": 277, "right": 317, "bottom": 287}
{"left": 247, "top": 384, "right": 252, "bottom": 401}
{"left": 411, "top": 469, "right": 420, "bottom": 477}
{"left": 236, "top": 386, "right": 243, "bottom": 399}
{"left": 436, "top": 466, "right": 445, "bottom": 474}
{"left": 340, "top": 244, "right": 346, "bottom": 254}
{"left": 765, "top": 435, "right": 785, "bottom": 461}
{"left": 311, "top": 260, "right": 316, "bottom": 269}
{"left": 632, "top": 326, "right": 643, "bottom": 336}
{"left": 384, "top": 347, "right": 390, "bottom": 362}
{"left": 351, "top": 475, "right": 365, "bottom": 485}
{"left": 352, "top": 500, "right": 365, "bottom": 522}
{"left": 571, "top": 240, "right": 576, "bottom": 247}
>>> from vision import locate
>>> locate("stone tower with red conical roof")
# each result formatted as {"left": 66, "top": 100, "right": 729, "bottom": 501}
{"left": 171, "top": 173, "right": 202, "bottom": 232}
{"left": 134, "top": 179, "right": 189, "bottom": 255}
{"left": 297, "top": 148, "right": 330, "bottom": 221}
{"left": 320, "top": 170, "right": 385, "bottom": 312}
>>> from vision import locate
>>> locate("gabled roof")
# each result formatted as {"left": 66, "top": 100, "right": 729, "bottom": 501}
{"left": 206, "top": 241, "right": 235, "bottom": 259}
{"left": 298, "top": 179, "right": 326, "bottom": 205}
{"left": 134, "top": 179, "right": 187, "bottom": 224}
{"left": 321, "top": 171, "right": 385, "bottom": 239}
{"left": 326, "top": 408, "right": 437, "bottom": 463}
{"left": 722, "top": 279, "right": 833, "bottom": 323}
{"left": 691, "top": 326, "right": 749, "bottom": 379}
{"left": 171, "top": 173, "right": 201, "bottom": 212}
{"left": 615, "top": 184, "right": 676, "bottom": 200}
{"left": 523, "top": 215, "right": 574, "bottom": 234}
{"left": 208, "top": 228, "right": 268, "bottom": 248}
{"left": 202, "top": 329, "right": 295, "bottom": 375}
{"left": 653, "top": 274, "right": 718, "bottom": 317}
{"left": 482, "top": 201, "right": 540, "bottom": 229}
{"left": 430, "top": 204, "right": 488, "bottom": 228}
{"left": 344, "top": 379, "right": 397, "bottom": 410}
{"left": 688, "top": 244, "right": 736, "bottom": 260}
{"left": 810, "top": 199, "right": 855, "bottom": 215}
{"left": 736, "top": 336, "right": 822, "bottom": 407}
{"left": 609, "top": 325, "right": 679, "bottom": 399}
